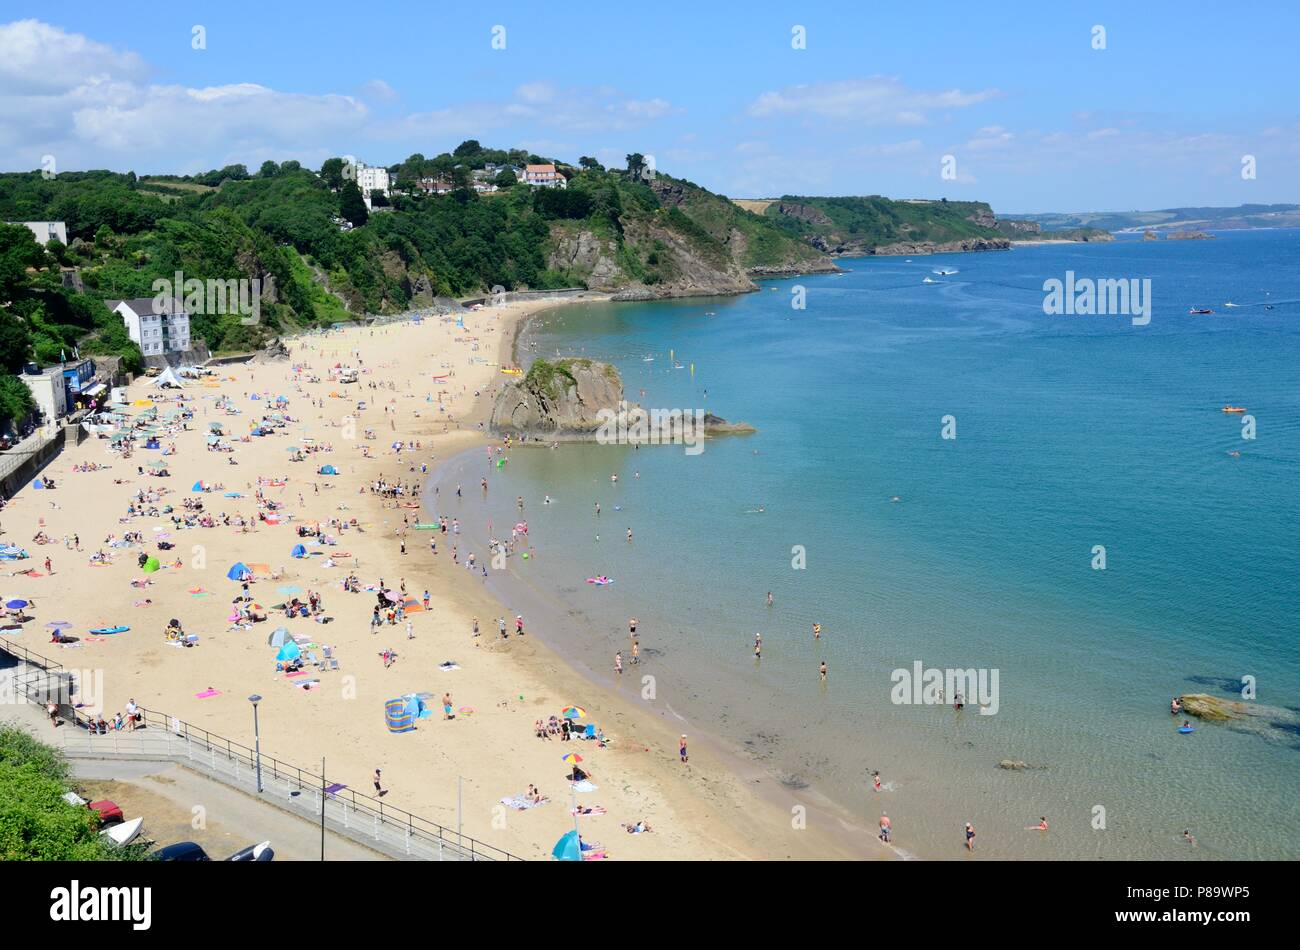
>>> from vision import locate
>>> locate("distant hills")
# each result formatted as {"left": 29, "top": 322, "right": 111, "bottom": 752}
{"left": 999, "top": 203, "right": 1300, "bottom": 233}
{"left": 738, "top": 195, "right": 1111, "bottom": 256}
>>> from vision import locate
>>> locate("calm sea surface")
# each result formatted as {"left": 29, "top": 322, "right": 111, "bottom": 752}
{"left": 431, "top": 230, "right": 1300, "bottom": 859}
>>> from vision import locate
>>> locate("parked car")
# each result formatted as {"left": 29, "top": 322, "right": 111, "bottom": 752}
{"left": 152, "top": 841, "right": 210, "bottom": 861}
{"left": 62, "top": 791, "right": 124, "bottom": 826}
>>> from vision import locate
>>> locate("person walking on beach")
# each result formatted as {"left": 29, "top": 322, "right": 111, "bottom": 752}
{"left": 879, "top": 813, "right": 892, "bottom": 843}
{"left": 679, "top": 735, "right": 688, "bottom": 764}
{"left": 442, "top": 693, "right": 454, "bottom": 720}
{"left": 406, "top": 618, "right": 413, "bottom": 640}
{"left": 472, "top": 617, "right": 480, "bottom": 637}
{"left": 631, "top": 640, "right": 640, "bottom": 665}
{"left": 374, "top": 769, "right": 385, "bottom": 797}
{"left": 498, "top": 617, "right": 507, "bottom": 639}
{"left": 371, "top": 607, "right": 381, "bottom": 634}
{"left": 614, "top": 651, "right": 623, "bottom": 676}
{"left": 965, "top": 822, "right": 976, "bottom": 851}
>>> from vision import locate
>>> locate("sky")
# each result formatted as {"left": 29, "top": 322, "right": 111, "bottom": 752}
{"left": 2, "top": 1, "right": 1297, "bottom": 213}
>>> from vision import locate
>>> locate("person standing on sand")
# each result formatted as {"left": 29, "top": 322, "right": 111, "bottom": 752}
{"left": 498, "top": 617, "right": 507, "bottom": 639}
{"left": 873, "top": 771, "right": 882, "bottom": 793}
{"left": 879, "top": 813, "right": 892, "bottom": 843}
{"left": 406, "top": 618, "right": 413, "bottom": 640}
{"left": 472, "top": 617, "right": 479, "bottom": 637}
{"left": 614, "top": 651, "right": 623, "bottom": 676}
{"left": 679, "top": 735, "right": 688, "bottom": 763}
{"left": 965, "top": 822, "right": 976, "bottom": 851}
{"left": 631, "top": 640, "right": 640, "bottom": 665}
{"left": 374, "top": 769, "right": 385, "bottom": 796}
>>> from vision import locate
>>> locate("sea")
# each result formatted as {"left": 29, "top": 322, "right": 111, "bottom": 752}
{"left": 428, "top": 229, "right": 1300, "bottom": 859}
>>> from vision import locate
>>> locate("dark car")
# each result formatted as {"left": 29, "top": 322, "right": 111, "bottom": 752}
{"left": 152, "top": 841, "right": 210, "bottom": 861}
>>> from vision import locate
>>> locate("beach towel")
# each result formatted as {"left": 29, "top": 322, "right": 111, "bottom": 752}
{"left": 500, "top": 796, "right": 549, "bottom": 811}
{"left": 571, "top": 806, "right": 607, "bottom": 816}
{"left": 195, "top": 689, "right": 221, "bottom": 699}
{"left": 571, "top": 780, "right": 598, "bottom": 793}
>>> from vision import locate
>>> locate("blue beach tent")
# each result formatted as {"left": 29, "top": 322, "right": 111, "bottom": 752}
{"left": 291, "top": 544, "right": 307, "bottom": 558}
{"left": 226, "top": 561, "right": 251, "bottom": 580}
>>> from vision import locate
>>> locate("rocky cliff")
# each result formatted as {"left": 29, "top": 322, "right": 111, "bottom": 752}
{"left": 491, "top": 358, "right": 754, "bottom": 441}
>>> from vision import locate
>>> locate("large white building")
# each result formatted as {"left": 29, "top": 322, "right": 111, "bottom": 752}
{"left": 523, "top": 164, "right": 566, "bottom": 188}
{"left": 354, "top": 162, "right": 390, "bottom": 197}
{"left": 8, "top": 220, "right": 68, "bottom": 245}
{"left": 106, "top": 298, "right": 192, "bottom": 358}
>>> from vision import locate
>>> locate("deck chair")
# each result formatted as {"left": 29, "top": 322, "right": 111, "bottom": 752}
{"left": 325, "top": 657, "right": 339, "bottom": 672}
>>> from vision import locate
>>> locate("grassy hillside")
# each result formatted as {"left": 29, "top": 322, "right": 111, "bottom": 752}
{"left": 1000, "top": 203, "right": 1300, "bottom": 232}
{"left": 758, "top": 195, "right": 1005, "bottom": 252}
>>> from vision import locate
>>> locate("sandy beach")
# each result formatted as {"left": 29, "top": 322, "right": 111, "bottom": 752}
{"left": 0, "top": 297, "right": 876, "bottom": 861}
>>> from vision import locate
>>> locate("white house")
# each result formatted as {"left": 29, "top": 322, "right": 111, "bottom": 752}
{"left": 9, "top": 220, "right": 68, "bottom": 245}
{"left": 523, "top": 164, "right": 566, "bottom": 189}
{"left": 354, "top": 162, "right": 390, "bottom": 197}
{"left": 106, "top": 298, "right": 192, "bottom": 358}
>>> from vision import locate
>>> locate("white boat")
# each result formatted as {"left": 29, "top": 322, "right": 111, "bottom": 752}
{"left": 642, "top": 356, "right": 655, "bottom": 362}
{"left": 922, "top": 277, "right": 936, "bottom": 284}
{"left": 101, "top": 816, "right": 144, "bottom": 847}
{"left": 1224, "top": 301, "right": 1239, "bottom": 308}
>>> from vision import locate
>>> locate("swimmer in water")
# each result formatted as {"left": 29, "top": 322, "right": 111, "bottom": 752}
{"left": 1183, "top": 829, "right": 1197, "bottom": 847}
{"left": 813, "top": 623, "right": 821, "bottom": 640}
{"left": 1031, "top": 817, "right": 1049, "bottom": 831}
{"left": 891, "top": 496, "right": 901, "bottom": 503}
{"left": 819, "top": 661, "right": 827, "bottom": 682}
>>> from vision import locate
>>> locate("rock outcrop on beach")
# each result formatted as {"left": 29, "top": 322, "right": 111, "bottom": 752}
{"left": 1165, "top": 230, "right": 1216, "bottom": 240}
{"left": 997, "top": 758, "right": 1047, "bottom": 771}
{"left": 1177, "top": 693, "right": 1300, "bottom": 746}
{"left": 490, "top": 358, "right": 755, "bottom": 441}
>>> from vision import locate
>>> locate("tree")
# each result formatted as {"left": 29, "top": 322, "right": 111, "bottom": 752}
{"left": 453, "top": 140, "right": 483, "bottom": 158}
{"left": 369, "top": 189, "right": 390, "bottom": 208}
{"left": 625, "top": 153, "right": 647, "bottom": 181}
{"left": 258, "top": 160, "right": 280, "bottom": 178}
{"left": 0, "top": 223, "right": 45, "bottom": 304}
{"left": 579, "top": 156, "right": 604, "bottom": 171}
{"left": 339, "top": 181, "right": 369, "bottom": 227}
{"left": 494, "top": 169, "right": 518, "bottom": 189}
{"left": 320, "top": 157, "right": 346, "bottom": 190}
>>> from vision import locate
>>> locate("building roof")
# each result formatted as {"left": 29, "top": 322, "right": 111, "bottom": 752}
{"left": 525, "top": 164, "right": 558, "bottom": 174}
{"left": 105, "top": 297, "right": 189, "bottom": 317}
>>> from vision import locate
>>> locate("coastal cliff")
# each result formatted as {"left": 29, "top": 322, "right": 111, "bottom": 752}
{"left": 491, "top": 357, "right": 754, "bottom": 441}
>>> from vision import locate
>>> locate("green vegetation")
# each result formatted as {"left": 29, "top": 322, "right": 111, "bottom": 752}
{"left": 0, "top": 725, "right": 146, "bottom": 860}
{"left": 1002, "top": 203, "right": 1300, "bottom": 233}
{"left": 1, "top": 142, "right": 828, "bottom": 381}
{"left": 523, "top": 357, "right": 579, "bottom": 398}
{"left": 763, "top": 196, "right": 1004, "bottom": 249}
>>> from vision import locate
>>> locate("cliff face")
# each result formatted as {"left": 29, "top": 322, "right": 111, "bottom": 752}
{"left": 491, "top": 358, "right": 754, "bottom": 441}
{"left": 492, "top": 358, "right": 623, "bottom": 436}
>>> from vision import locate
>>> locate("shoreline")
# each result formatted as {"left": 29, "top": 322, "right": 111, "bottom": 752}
{"left": 0, "top": 295, "right": 874, "bottom": 861}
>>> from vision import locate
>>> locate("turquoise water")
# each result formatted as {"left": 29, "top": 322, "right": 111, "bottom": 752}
{"left": 434, "top": 231, "right": 1300, "bottom": 859}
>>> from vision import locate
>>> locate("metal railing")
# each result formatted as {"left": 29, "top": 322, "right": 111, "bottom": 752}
{"left": 1, "top": 641, "right": 520, "bottom": 861}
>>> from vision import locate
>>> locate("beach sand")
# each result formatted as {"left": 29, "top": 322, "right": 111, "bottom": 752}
{"left": 0, "top": 298, "right": 877, "bottom": 861}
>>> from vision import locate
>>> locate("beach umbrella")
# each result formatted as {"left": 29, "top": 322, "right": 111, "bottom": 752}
{"left": 561, "top": 706, "right": 587, "bottom": 720}
{"left": 551, "top": 830, "right": 581, "bottom": 862}
{"left": 277, "top": 585, "right": 302, "bottom": 595}
{"left": 5, "top": 599, "right": 29, "bottom": 610}
{"left": 560, "top": 752, "right": 583, "bottom": 765}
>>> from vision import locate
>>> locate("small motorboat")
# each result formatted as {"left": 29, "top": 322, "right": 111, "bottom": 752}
{"left": 933, "top": 268, "right": 959, "bottom": 276}
{"left": 1189, "top": 308, "right": 1213, "bottom": 315}
{"left": 1222, "top": 406, "right": 1247, "bottom": 414}
{"left": 102, "top": 816, "right": 144, "bottom": 847}
{"left": 642, "top": 356, "right": 655, "bottom": 362}
{"left": 922, "top": 277, "right": 937, "bottom": 284}
{"left": 1224, "top": 301, "right": 1239, "bottom": 308}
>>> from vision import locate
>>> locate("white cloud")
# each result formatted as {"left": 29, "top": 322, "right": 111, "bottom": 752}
{"left": 746, "top": 76, "right": 1001, "bottom": 125}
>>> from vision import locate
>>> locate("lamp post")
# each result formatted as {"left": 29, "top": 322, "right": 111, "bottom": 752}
{"left": 249, "top": 694, "right": 263, "bottom": 793}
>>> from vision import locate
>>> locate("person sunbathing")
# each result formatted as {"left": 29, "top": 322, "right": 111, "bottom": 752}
{"left": 622, "top": 820, "right": 653, "bottom": 834}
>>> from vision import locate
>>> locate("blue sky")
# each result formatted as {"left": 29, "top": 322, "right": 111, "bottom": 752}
{"left": 2, "top": 1, "right": 1297, "bottom": 212}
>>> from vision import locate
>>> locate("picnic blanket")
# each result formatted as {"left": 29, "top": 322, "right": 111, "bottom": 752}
{"left": 500, "top": 796, "right": 549, "bottom": 811}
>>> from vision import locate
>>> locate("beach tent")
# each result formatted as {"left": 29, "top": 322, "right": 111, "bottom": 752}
{"left": 318, "top": 464, "right": 338, "bottom": 475}
{"left": 149, "top": 366, "right": 185, "bottom": 389}
{"left": 141, "top": 556, "right": 161, "bottom": 573}
{"left": 290, "top": 544, "right": 307, "bottom": 558}
{"left": 267, "top": 626, "right": 293, "bottom": 647}
{"left": 275, "top": 641, "right": 301, "bottom": 662}
{"left": 551, "top": 830, "right": 582, "bottom": 862}
{"left": 226, "top": 562, "right": 251, "bottom": 581}
{"left": 192, "top": 481, "right": 208, "bottom": 492}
